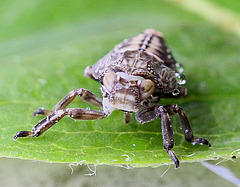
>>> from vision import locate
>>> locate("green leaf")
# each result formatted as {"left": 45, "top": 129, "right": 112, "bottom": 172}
{"left": 1, "top": 0, "right": 240, "bottom": 167}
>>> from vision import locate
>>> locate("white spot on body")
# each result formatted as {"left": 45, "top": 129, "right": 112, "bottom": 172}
{"left": 115, "top": 72, "right": 144, "bottom": 81}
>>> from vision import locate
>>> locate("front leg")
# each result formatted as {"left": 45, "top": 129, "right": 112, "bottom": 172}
{"left": 14, "top": 108, "right": 106, "bottom": 140}
{"left": 34, "top": 88, "right": 103, "bottom": 116}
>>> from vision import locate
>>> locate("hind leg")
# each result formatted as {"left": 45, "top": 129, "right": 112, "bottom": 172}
{"left": 164, "top": 104, "right": 211, "bottom": 147}
{"left": 14, "top": 108, "right": 106, "bottom": 140}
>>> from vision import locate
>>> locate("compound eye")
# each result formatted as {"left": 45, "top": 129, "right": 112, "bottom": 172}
{"left": 139, "top": 79, "right": 155, "bottom": 99}
{"left": 103, "top": 71, "right": 118, "bottom": 92}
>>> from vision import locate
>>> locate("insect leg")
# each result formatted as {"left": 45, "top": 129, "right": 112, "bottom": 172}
{"left": 135, "top": 106, "right": 179, "bottom": 168}
{"left": 158, "top": 106, "right": 180, "bottom": 168}
{"left": 124, "top": 112, "right": 131, "bottom": 124}
{"left": 164, "top": 104, "right": 211, "bottom": 147}
{"left": 14, "top": 108, "right": 106, "bottom": 140}
{"left": 161, "top": 87, "right": 187, "bottom": 98}
{"left": 54, "top": 88, "right": 103, "bottom": 110}
{"left": 33, "top": 109, "right": 52, "bottom": 116}
{"left": 33, "top": 88, "right": 103, "bottom": 116}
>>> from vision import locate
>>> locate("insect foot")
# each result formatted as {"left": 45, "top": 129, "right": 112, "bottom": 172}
{"left": 14, "top": 110, "right": 66, "bottom": 140}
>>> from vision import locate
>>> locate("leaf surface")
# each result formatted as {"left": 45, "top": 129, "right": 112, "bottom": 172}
{"left": 0, "top": 0, "right": 240, "bottom": 167}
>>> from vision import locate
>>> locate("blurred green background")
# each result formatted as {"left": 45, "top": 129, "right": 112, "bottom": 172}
{"left": 1, "top": 0, "right": 240, "bottom": 186}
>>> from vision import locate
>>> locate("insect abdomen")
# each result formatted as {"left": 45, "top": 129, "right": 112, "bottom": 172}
{"left": 113, "top": 29, "right": 177, "bottom": 70}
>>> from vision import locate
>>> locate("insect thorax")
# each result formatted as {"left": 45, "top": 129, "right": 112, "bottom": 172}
{"left": 86, "top": 50, "right": 179, "bottom": 95}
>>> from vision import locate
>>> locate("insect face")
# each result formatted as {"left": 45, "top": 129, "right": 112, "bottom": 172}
{"left": 102, "top": 71, "right": 155, "bottom": 112}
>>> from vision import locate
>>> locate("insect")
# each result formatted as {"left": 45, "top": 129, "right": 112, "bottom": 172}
{"left": 14, "top": 29, "right": 211, "bottom": 168}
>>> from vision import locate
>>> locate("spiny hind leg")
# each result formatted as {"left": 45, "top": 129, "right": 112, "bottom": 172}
{"left": 33, "top": 88, "right": 103, "bottom": 116}
{"left": 136, "top": 105, "right": 179, "bottom": 168}
{"left": 14, "top": 108, "right": 106, "bottom": 140}
{"left": 158, "top": 106, "right": 180, "bottom": 168}
{"left": 164, "top": 104, "right": 211, "bottom": 147}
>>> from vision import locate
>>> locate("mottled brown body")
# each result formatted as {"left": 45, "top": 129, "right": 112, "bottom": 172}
{"left": 85, "top": 29, "right": 178, "bottom": 94}
{"left": 14, "top": 29, "right": 210, "bottom": 168}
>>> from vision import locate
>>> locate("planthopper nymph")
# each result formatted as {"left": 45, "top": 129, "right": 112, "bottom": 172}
{"left": 14, "top": 29, "right": 211, "bottom": 168}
